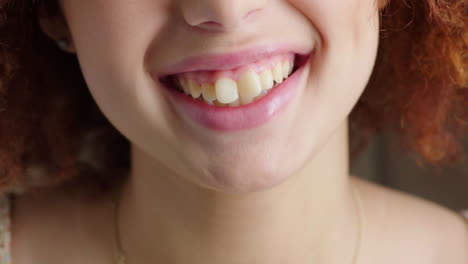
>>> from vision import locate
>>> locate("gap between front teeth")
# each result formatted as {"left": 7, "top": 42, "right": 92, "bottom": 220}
{"left": 177, "top": 59, "right": 294, "bottom": 106}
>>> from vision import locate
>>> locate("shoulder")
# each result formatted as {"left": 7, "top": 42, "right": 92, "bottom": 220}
{"left": 352, "top": 176, "right": 468, "bottom": 264}
{"left": 10, "top": 184, "right": 116, "bottom": 264}
{"left": 10, "top": 187, "right": 80, "bottom": 263}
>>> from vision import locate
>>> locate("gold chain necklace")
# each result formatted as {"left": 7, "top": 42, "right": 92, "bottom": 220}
{"left": 111, "top": 185, "right": 364, "bottom": 264}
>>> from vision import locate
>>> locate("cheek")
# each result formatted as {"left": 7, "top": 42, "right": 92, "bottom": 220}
{"left": 291, "top": 0, "right": 380, "bottom": 90}
{"left": 290, "top": 0, "right": 380, "bottom": 134}
{"left": 60, "top": 0, "right": 172, "bottom": 120}
{"left": 62, "top": 0, "right": 170, "bottom": 84}
{"left": 289, "top": 0, "right": 380, "bottom": 50}
{"left": 60, "top": 0, "right": 186, "bottom": 160}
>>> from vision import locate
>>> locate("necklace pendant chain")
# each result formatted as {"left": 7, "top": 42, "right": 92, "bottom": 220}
{"left": 112, "top": 185, "right": 364, "bottom": 264}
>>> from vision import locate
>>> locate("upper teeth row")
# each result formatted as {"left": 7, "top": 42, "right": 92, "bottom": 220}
{"left": 177, "top": 60, "right": 294, "bottom": 106}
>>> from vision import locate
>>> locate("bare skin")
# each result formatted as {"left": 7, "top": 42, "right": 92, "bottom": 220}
{"left": 10, "top": 1, "right": 468, "bottom": 263}
{"left": 10, "top": 175, "right": 468, "bottom": 264}
{"left": 11, "top": 123, "right": 468, "bottom": 264}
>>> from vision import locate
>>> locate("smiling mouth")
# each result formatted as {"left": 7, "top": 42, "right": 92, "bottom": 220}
{"left": 160, "top": 53, "right": 308, "bottom": 107}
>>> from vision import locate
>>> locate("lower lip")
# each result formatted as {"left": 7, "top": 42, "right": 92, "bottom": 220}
{"left": 159, "top": 56, "right": 310, "bottom": 132}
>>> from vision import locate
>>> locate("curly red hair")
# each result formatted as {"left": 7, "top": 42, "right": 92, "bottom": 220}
{"left": 351, "top": 0, "right": 468, "bottom": 165}
{"left": 0, "top": 0, "right": 466, "bottom": 193}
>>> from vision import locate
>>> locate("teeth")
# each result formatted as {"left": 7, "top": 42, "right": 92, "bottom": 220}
{"left": 215, "top": 77, "right": 239, "bottom": 104}
{"left": 179, "top": 78, "right": 190, "bottom": 94}
{"left": 273, "top": 62, "right": 284, "bottom": 84}
{"left": 175, "top": 57, "right": 296, "bottom": 106}
{"left": 259, "top": 70, "right": 274, "bottom": 91}
{"left": 213, "top": 100, "right": 227, "bottom": 107}
{"left": 282, "top": 61, "right": 291, "bottom": 79}
{"left": 201, "top": 83, "right": 216, "bottom": 103}
{"left": 228, "top": 100, "right": 240, "bottom": 107}
{"left": 188, "top": 80, "right": 202, "bottom": 98}
{"left": 254, "top": 89, "right": 268, "bottom": 100}
{"left": 237, "top": 70, "right": 262, "bottom": 105}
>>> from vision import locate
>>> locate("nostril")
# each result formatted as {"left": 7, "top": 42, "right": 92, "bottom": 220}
{"left": 200, "top": 21, "right": 221, "bottom": 27}
{"left": 197, "top": 21, "right": 224, "bottom": 31}
{"left": 181, "top": 2, "right": 265, "bottom": 33}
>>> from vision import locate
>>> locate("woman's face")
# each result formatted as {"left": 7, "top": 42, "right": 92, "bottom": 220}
{"left": 56, "top": 0, "right": 380, "bottom": 193}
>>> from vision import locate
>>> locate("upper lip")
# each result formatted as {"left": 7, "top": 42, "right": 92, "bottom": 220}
{"left": 156, "top": 43, "right": 313, "bottom": 77}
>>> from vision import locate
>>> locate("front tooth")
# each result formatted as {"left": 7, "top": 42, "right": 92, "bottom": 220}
{"left": 201, "top": 83, "right": 216, "bottom": 103}
{"left": 188, "top": 80, "right": 202, "bottom": 98}
{"left": 213, "top": 100, "right": 227, "bottom": 107}
{"left": 215, "top": 78, "right": 239, "bottom": 104}
{"left": 237, "top": 71, "right": 262, "bottom": 105}
{"left": 273, "top": 62, "right": 283, "bottom": 84}
{"left": 259, "top": 70, "right": 274, "bottom": 91}
{"left": 229, "top": 100, "right": 240, "bottom": 107}
{"left": 282, "top": 61, "right": 290, "bottom": 79}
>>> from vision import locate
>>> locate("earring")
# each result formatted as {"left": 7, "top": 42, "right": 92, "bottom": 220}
{"left": 56, "top": 38, "right": 69, "bottom": 51}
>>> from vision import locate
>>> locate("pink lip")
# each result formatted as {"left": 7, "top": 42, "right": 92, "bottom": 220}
{"left": 157, "top": 52, "right": 312, "bottom": 132}
{"left": 156, "top": 44, "right": 311, "bottom": 76}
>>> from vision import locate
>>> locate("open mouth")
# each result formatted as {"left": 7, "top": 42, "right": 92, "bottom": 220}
{"left": 159, "top": 53, "right": 309, "bottom": 107}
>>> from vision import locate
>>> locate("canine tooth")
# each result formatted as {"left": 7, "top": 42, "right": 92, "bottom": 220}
{"left": 179, "top": 78, "right": 190, "bottom": 94}
{"left": 237, "top": 71, "right": 262, "bottom": 105}
{"left": 282, "top": 61, "right": 290, "bottom": 79}
{"left": 288, "top": 60, "right": 294, "bottom": 75}
{"left": 188, "top": 80, "right": 202, "bottom": 98}
{"left": 201, "top": 83, "right": 216, "bottom": 103}
{"left": 215, "top": 78, "right": 239, "bottom": 104}
{"left": 273, "top": 62, "right": 283, "bottom": 84}
{"left": 259, "top": 70, "right": 274, "bottom": 91}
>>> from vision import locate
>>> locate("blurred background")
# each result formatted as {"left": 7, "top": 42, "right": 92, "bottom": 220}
{"left": 351, "top": 134, "right": 468, "bottom": 211}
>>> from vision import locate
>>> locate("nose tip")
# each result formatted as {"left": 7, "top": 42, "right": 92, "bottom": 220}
{"left": 181, "top": 0, "right": 267, "bottom": 32}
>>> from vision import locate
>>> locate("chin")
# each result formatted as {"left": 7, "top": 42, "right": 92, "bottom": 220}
{"left": 188, "top": 154, "right": 302, "bottom": 194}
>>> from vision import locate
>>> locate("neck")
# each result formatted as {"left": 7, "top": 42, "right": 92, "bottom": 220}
{"left": 117, "top": 120, "right": 360, "bottom": 264}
